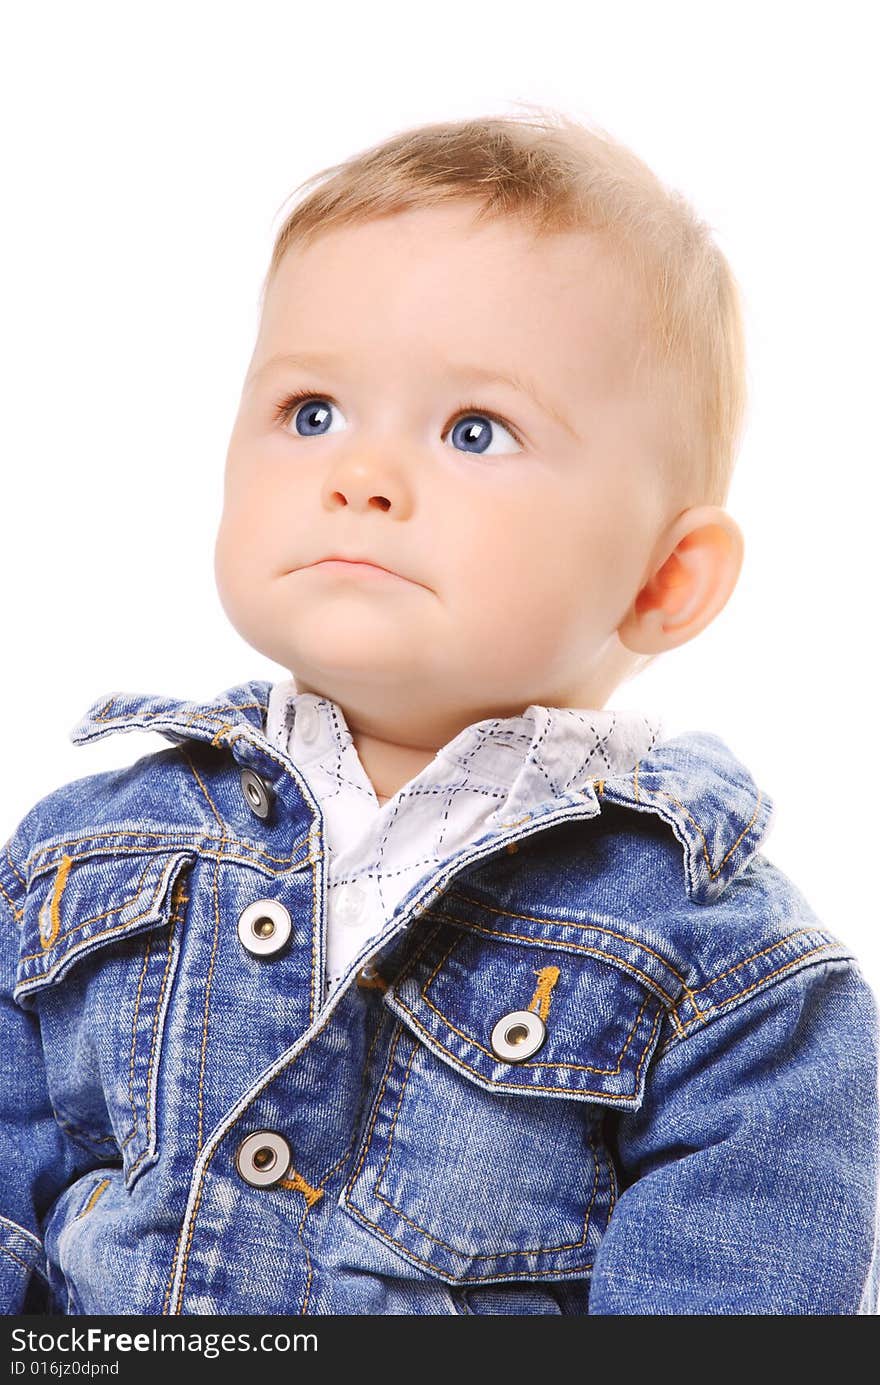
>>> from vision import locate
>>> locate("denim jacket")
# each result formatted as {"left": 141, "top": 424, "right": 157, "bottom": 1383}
{"left": 1, "top": 680, "right": 877, "bottom": 1316}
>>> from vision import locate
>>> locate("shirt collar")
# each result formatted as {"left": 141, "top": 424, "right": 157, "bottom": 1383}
{"left": 265, "top": 674, "right": 665, "bottom": 822}
{"left": 70, "top": 678, "right": 774, "bottom": 905}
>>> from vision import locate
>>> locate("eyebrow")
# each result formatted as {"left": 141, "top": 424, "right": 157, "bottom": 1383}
{"left": 245, "top": 350, "right": 579, "bottom": 441}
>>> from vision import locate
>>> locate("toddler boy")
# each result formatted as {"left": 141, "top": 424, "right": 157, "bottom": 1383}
{"left": 1, "top": 111, "right": 877, "bottom": 1315}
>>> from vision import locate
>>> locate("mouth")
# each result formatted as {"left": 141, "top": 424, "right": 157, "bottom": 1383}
{"left": 301, "top": 558, "right": 415, "bottom": 585}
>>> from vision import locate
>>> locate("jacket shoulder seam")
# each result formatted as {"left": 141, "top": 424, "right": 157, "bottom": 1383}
{"left": 656, "top": 944, "right": 856, "bottom": 1060}
{"left": 0, "top": 843, "right": 26, "bottom": 926}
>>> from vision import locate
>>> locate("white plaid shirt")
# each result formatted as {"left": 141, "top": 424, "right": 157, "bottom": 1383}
{"left": 265, "top": 676, "right": 664, "bottom": 998}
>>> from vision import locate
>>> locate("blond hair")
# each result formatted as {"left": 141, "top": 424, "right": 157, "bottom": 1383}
{"left": 261, "top": 104, "right": 748, "bottom": 511}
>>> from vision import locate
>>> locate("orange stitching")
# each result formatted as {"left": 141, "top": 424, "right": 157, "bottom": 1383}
{"left": 210, "top": 722, "right": 237, "bottom": 747}
{"left": 40, "top": 854, "right": 73, "bottom": 950}
{"left": 655, "top": 787, "right": 762, "bottom": 881}
{"left": 27, "top": 835, "right": 315, "bottom": 873}
{"left": 296, "top": 1200, "right": 314, "bottom": 1314}
{"left": 196, "top": 854, "right": 221, "bottom": 1154}
{"left": 120, "top": 929, "right": 155, "bottom": 1154}
{"left": 391, "top": 916, "right": 445, "bottom": 984}
{"left": 421, "top": 910, "right": 678, "bottom": 1007}
{"left": 127, "top": 882, "right": 187, "bottom": 1180}
{"left": 0, "top": 1244, "right": 41, "bottom": 1278}
{"left": 16, "top": 904, "right": 180, "bottom": 996}
{"left": 27, "top": 846, "right": 318, "bottom": 893}
{"left": 633, "top": 1005, "right": 662, "bottom": 1087}
{"left": 670, "top": 1007, "right": 687, "bottom": 1039}
{"left": 371, "top": 1031, "right": 597, "bottom": 1259}
{"left": 406, "top": 930, "right": 656, "bottom": 1075}
{"left": 5, "top": 842, "right": 26, "bottom": 887}
{"left": 28, "top": 713, "right": 326, "bottom": 869}
{"left": 88, "top": 700, "right": 266, "bottom": 727}
{"left": 620, "top": 762, "right": 764, "bottom": 879}
{"left": 277, "top": 1168, "right": 324, "bottom": 1206}
{"left": 528, "top": 966, "right": 560, "bottom": 1021}
{"left": 54, "top": 1112, "right": 117, "bottom": 1146}
{"left": 29, "top": 831, "right": 198, "bottom": 864}
{"left": 287, "top": 1005, "right": 388, "bottom": 1314}
{"left": 346, "top": 1024, "right": 405, "bottom": 1197}
{"left": 670, "top": 944, "right": 844, "bottom": 1035}
{"left": 343, "top": 1202, "right": 597, "bottom": 1282}
{"left": 181, "top": 753, "right": 228, "bottom": 1157}
{"left": 21, "top": 859, "right": 156, "bottom": 961}
{"left": 680, "top": 983, "right": 705, "bottom": 1020}
{"left": 688, "top": 927, "right": 827, "bottom": 997}
{"left": 77, "top": 1178, "right": 111, "bottom": 1219}
{"left": 440, "top": 890, "right": 687, "bottom": 983}
{"left": 181, "top": 748, "right": 227, "bottom": 831}
{"left": 330, "top": 1012, "right": 391, "bottom": 1184}
{"left": 397, "top": 991, "right": 660, "bottom": 1100}
{"left": 166, "top": 933, "right": 340, "bottom": 1315}
{"left": 164, "top": 775, "right": 303, "bottom": 1315}
{"left": 0, "top": 876, "right": 24, "bottom": 921}
{"left": 295, "top": 1004, "right": 392, "bottom": 1288}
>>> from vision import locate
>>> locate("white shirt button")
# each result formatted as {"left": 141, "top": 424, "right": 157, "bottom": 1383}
{"left": 296, "top": 701, "right": 320, "bottom": 744}
{"left": 336, "top": 882, "right": 367, "bottom": 926}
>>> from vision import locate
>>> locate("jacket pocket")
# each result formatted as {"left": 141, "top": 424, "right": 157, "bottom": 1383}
{"left": 342, "top": 914, "right": 669, "bottom": 1284}
{"left": 14, "top": 848, "right": 196, "bottom": 1190}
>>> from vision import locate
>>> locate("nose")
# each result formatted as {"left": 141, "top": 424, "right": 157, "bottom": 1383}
{"left": 321, "top": 447, "right": 414, "bottom": 519}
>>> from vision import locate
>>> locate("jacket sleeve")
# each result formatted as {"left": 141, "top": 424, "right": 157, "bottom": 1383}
{"left": 0, "top": 828, "right": 101, "bottom": 1314}
{"left": 588, "top": 958, "right": 880, "bottom": 1314}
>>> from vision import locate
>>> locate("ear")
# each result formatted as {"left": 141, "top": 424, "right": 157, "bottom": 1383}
{"left": 617, "top": 505, "right": 745, "bottom": 656}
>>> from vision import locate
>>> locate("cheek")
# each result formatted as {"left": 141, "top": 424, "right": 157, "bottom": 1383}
{"left": 215, "top": 471, "right": 305, "bottom": 582}
{"left": 447, "top": 520, "right": 581, "bottom": 656}
{"left": 213, "top": 490, "right": 281, "bottom": 625}
{"left": 448, "top": 493, "right": 579, "bottom": 603}
{"left": 214, "top": 513, "right": 257, "bottom": 632}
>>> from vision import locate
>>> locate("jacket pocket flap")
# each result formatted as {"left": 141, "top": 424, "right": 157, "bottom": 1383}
{"left": 15, "top": 850, "right": 197, "bottom": 1002}
{"left": 382, "top": 916, "right": 668, "bottom": 1111}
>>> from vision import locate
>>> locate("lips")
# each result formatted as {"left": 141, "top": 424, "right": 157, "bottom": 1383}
{"left": 316, "top": 556, "right": 394, "bottom": 572}
{"left": 305, "top": 557, "right": 411, "bottom": 582}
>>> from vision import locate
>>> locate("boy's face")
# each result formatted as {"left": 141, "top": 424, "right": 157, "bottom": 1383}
{"left": 216, "top": 202, "right": 675, "bottom": 743}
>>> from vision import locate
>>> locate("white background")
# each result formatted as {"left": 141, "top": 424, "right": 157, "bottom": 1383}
{"left": 2, "top": 1, "right": 877, "bottom": 1000}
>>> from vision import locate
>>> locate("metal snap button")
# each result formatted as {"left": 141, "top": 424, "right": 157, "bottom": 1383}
{"left": 336, "top": 882, "right": 367, "bottom": 927}
{"left": 296, "top": 703, "right": 320, "bottom": 744}
{"left": 239, "top": 767, "right": 275, "bottom": 821}
{"left": 234, "top": 1130, "right": 291, "bottom": 1187}
{"left": 490, "top": 1009, "right": 547, "bottom": 1062}
{"left": 237, "top": 899, "right": 293, "bottom": 957}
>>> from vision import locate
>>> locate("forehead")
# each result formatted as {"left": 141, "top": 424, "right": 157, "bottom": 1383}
{"left": 256, "top": 205, "right": 646, "bottom": 400}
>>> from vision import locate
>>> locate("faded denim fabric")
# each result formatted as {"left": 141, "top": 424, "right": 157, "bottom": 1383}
{"left": 0, "top": 679, "right": 877, "bottom": 1316}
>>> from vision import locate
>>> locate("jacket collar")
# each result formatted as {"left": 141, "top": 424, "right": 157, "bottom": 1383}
{"left": 69, "top": 680, "right": 774, "bottom": 907}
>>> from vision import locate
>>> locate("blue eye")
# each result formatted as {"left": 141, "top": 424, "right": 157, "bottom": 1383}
{"left": 275, "top": 392, "right": 523, "bottom": 454}
{"left": 445, "top": 413, "right": 522, "bottom": 456}
{"left": 280, "top": 395, "right": 347, "bottom": 436}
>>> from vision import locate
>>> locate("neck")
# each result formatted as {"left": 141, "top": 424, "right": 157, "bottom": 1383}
{"left": 349, "top": 726, "right": 440, "bottom": 803}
